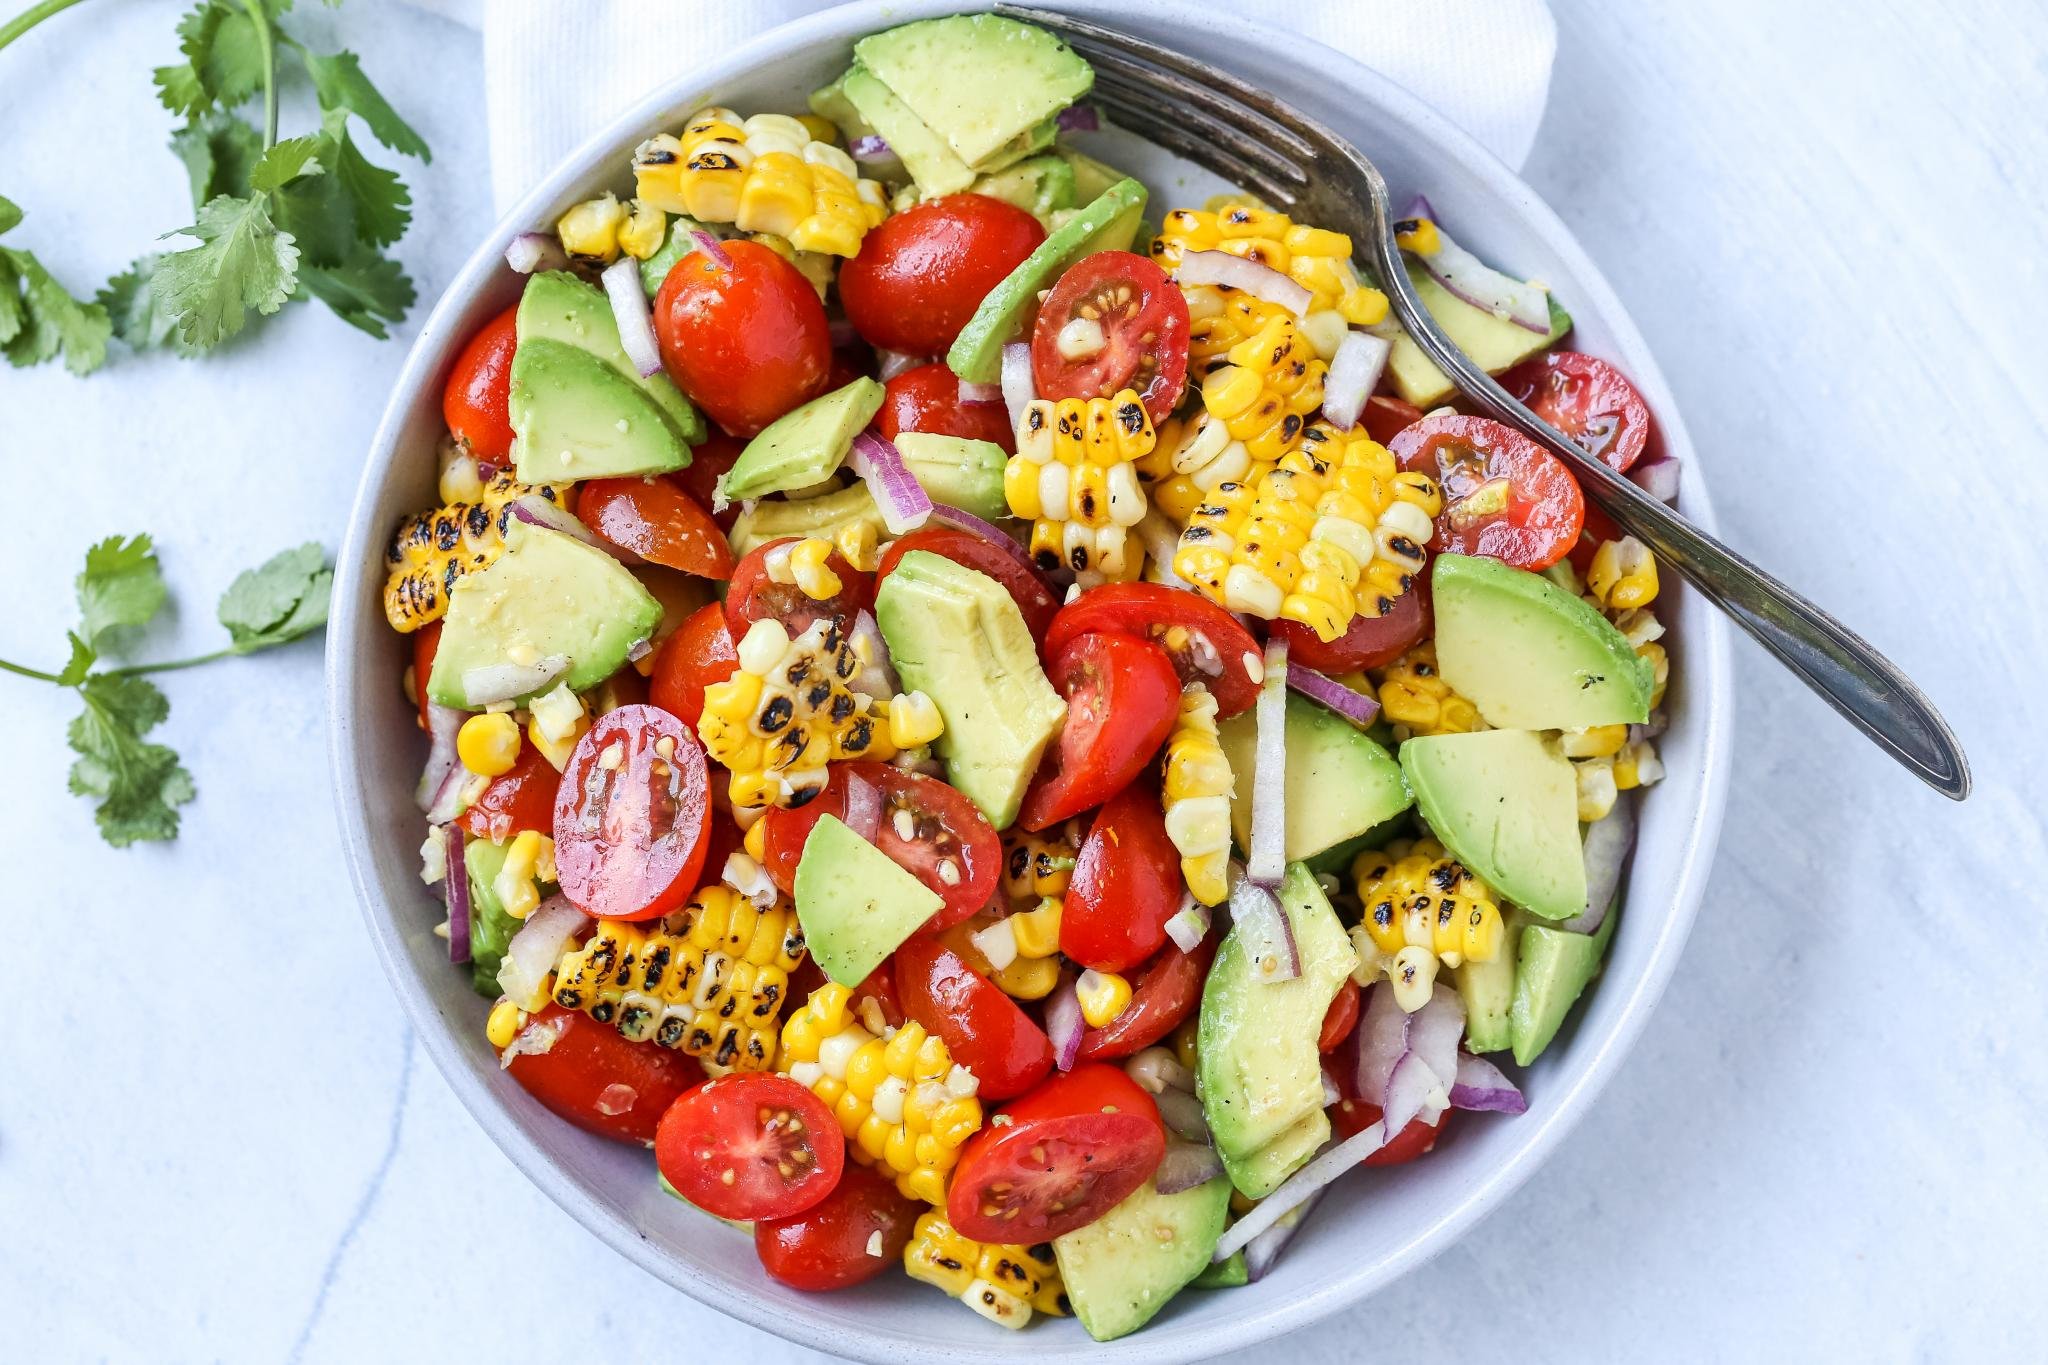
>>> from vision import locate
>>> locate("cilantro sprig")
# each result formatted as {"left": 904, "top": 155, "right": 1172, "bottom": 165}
{"left": 0, "top": 535, "right": 331, "bottom": 846}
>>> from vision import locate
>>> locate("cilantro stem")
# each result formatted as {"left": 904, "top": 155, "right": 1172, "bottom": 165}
{"left": 239, "top": 0, "right": 278, "bottom": 148}
{"left": 0, "top": 657, "right": 64, "bottom": 683}
{"left": 0, "top": 0, "right": 88, "bottom": 58}
{"left": 109, "top": 648, "right": 236, "bottom": 677}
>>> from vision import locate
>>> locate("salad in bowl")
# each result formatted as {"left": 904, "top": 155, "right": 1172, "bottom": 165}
{"left": 380, "top": 11, "right": 1676, "bottom": 1344}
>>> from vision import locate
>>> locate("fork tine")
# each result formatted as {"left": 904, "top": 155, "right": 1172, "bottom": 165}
{"left": 1090, "top": 85, "right": 1302, "bottom": 210}
{"left": 1080, "top": 48, "right": 1312, "bottom": 192}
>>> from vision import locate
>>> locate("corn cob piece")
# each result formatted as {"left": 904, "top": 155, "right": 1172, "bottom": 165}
{"left": 1151, "top": 203, "right": 1390, "bottom": 354}
{"left": 1371, "top": 641, "right": 1485, "bottom": 739}
{"left": 549, "top": 887, "right": 806, "bottom": 1071}
{"left": 904, "top": 1209, "right": 1067, "bottom": 1329}
{"left": 778, "top": 983, "right": 982, "bottom": 1205}
{"left": 1161, "top": 685, "right": 1234, "bottom": 906}
{"left": 1006, "top": 390, "right": 1154, "bottom": 581}
{"left": 632, "top": 108, "right": 888, "bottom": 257}
{"left": 382, "top": 469, "right": 570, "bottom": 633}
{"left": 1351, "top": 837, "right": 1504, "bottom": 1012}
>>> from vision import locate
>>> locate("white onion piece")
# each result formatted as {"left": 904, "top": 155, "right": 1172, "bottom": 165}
{"left": 969, "top": 917, "right": 1019, "bottom": 972}
{"left": 1400, "top": 195, "right": 1550, "bottom": 334}
{"left": 1124, "top": 1047, "right": 1196, "bottom": 1096}
{"left": 840, "top": 771, "right": 883, "bottom": 842}
{"left": 1320, "top": 330, "right": 1391, "bottom": 431}
{"left": 1630, "top": 455, "right": 1681, "bottom": 503}
{"left": 462, "top": 654, "right": 570, "bottom": 708}
{"left": 1284, "top": 664, "right": 1379, "bottom": 729}
{"left": 1000, "top": 342, "right": 1035, "bottom": 433}
{"left": 721, "top": 851, "right": 780, "bottom": 908}
{"left": 848, "top": 432, "right": 933, "bottom": 536}
{"left": 1406, "top": 985, "right": 1466, "bottom": 1096}
{"left": 415, "top": 703, "right": 465, "bottom": 812}
{"left": 1176, "top": 249, "right": 1313, "bottom": 316}
{"left": 499, "top": 1010, "right": 568, "bottom": 1069}
{"left": 1154, "top": 1140, "right": 1224, "bottom": 1194}
{"left": 1379, "top": 1049, "right": 1447, "bottom": 1137}
{"left": 1228, "top": 875, "right": 1299, "bottom": 983}
{"left": 1351, "top": 981, "right": 1411, "bottom": 1100}
{"left": 958, "top": 378, "right": 1003, "bottom": 406}
{"left": 877, "top": 349, "right": 923, "bottom": 382}
{"left": 1243, "top": 1188, "right": 1326, "bottom": 1282}
{"left": 1136, "top": 511, "right": 1191, "bottom": 591}
{"left": 601, "top": 255, "right": 662, "bottom": 377}
{"left": 1046, "top": 974, "right": 1084, "bottom": 1071}
{"left": 505, "top": 232, "right": 567, "bottom": 274}
{"left": 1214, "top": 1119, "right": 1394, "bottom": 1262}
{"left": 1564, "top": 793, "right": 1635, "bottom": 933}
{"left": 1246, "top": 637, "right": 1290, "bottom": 887}
{"left": 443, "top": 825, "right": 471, "bottom": 963}
{"left": 1163, "top": 894, "right": 1210, "bottom": 954}
{"left": 1449, "top": 1053, "right": 1528, "bottom": 1114}
{"left": 846, "top": 610, "right": 899, "bottom": 701}
{"left": 497, "top": 896, "right": 589, "bottom": 1010}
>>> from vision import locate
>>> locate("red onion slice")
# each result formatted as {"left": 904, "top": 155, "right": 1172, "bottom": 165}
{"left": 601, "top": 254, "right": 662, "bottom": 378}
{"left": 927, "top": 505, "right": 1048, "bottom": 586}
{"left": 1379, "top": 1049, "right": 1446, "bottom": 1137}
{"left": 1176, "top": 249, "right": 1313, "bottom": 317}
{"left": 1564, "top": 793, "right": 1635, "bottom": 934}
{"left": 505, "top": 232, "right": 567, "bottom": 274}
{"left": 1056, "top": 104, "right": 1100, "bottom": 133}
{"left": 1320, "top": 330, "right": 1391, "bottom": 431}
{"left": 840, "top": 770, "right": 884, "bottom": 843}
{"left": 877, "top": 349, "right": 923, "bottom": 382}
{"left": 1399, "top": 196, "right": 1551, "bottom": 334}
{"left": 848, "top": 134, "right": 892, "bottom": 162}
{"left": 847, "top": 610, "right": 899, "bottom": 700}
{"left": 827, "top": 316, "right": 859, "bottom": 349}
{"left": 958, "top": 377, "right": 1003, "bottom": 406}
{"left": 1153, "top": 1089, "right": 1211, "bottom": 1144}
{"left": 1046, "top": 973, "right": 1084, "bottom": 1071}
{"left": 461, "top": 654, "right": 570, "bottom": 708}
{"left": 1629, "top": 455, "right": 1681, "bottom": 503}
{"left": 626, "top": 637, "right": 654, "bottom": 665}
{"left": 1154, "top": 1139, "right": 1224, "bottom": 1194}
{"left": 423, "top": 762, "right": 467, "bottom": 828}
{"left": 509, "top": 494, "right": 644, "bottom": 565}
{"left": 1246, "top": 637, "right": 1290, "bottom": 887}
{"left": 1285, "top": 663, "right": 1379, "bottom": 729}
{"left": 415, "top": 702, "right": 465, "bottom": 812}
{"left": 849, "top": 431, "right": 934, "bottom": 535}
{"left": 444, "top": 825, "right": 471, "bottom": 964}
{"left": 690, "top": 230, "right": 733, "bottom": 271}
{"left": 1215, "top": 1119, "right": 1392, "bottom": 1261}
{"left": 1000, "top": 341, "right": 1035, "bottom": 433}
{"left": 1406, "top": 983, "right": 1466, "bottom": 1090}
{"left": 1243, "top": 1188, "right": 1326, "bottom": 1283}
{"left": 497, "top": 895, "right": 589, "bottom": 1009}
{"left": 1449, "top": 1053, "right": 1528, "bottom": 1114}
{"left": 1228, "top": 875, "right": 1300, "bottom": 983}
{"left": 1163, "top": 894, "right": 1211, "bottom": 954}
{"left": 1351, "top": 981, "right": 1411, "bottom": 1100}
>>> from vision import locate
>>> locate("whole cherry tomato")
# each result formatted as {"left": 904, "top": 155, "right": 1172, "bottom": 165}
{"left": 840, "top": 194, "right": 1047, "bottom": 355}
{"left": 670, "top": 430, "right": 745, "bottom": 532}
{"left": 457, "top": 742, "right": 560, "bottom": 842}
{"left": 877, "top": 361, "right": 1016, "bottom": 452}
{"left": 552, "top": 705, "right": 711, "bottom": 921}
{"left": 577, "top": 476, "right": 736, "bottom": 578}
{"left": 443, "top": 303, "right": 518, "bottom": 460}
{"left": 876, "top": 529, "right": 1059, "bottom": 641}
{"left": 724, "top": 537, "right": 875, "bottom": 637}
{"left": 1043, "top": 582, "right": 1264, "bottom": 716}
{"left": 1499, "top": 350, "right": 1653, "bottom": 472}
{"left": 1360, "top": 394, "right": 1425, "bottom": 447}
{"left": 1017, "top": 631, "right": 1180, "bottom": 832}
{"left": 1390, "top": 415, "right": 1585, "bottom": 570}
{"left": 654, "top": 240, "right": 830, "bottom": 436}
{"left": 1073, "top": 935, "right": 1216, "bottom": 1063}
{"left": 1060, "top": 783, "right": 1184, "bottom": 973}
{"left": 655, "top": 1073, "right": 844, "bottom": 1221}
{"left": 754, "top": 1163, "right": 923, "bottom": 1292}
{"left": 499, "top": 1004, "right": 703, "bottom": 1145}
{"left": 648, "top": 602, "right": 738, "bottom": 729}
{"left": 893, "top": 937, "right": 1054, "bottom": 1102}
{"left": 1031, "top": 251, "right": 1190, "bottom": 422}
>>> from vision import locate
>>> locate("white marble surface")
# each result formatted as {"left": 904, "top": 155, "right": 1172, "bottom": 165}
{"left": 3, "top": 2, "right": 2043, "bottom": 1361}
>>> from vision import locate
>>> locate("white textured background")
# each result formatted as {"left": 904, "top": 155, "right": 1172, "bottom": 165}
{"left": 3, "top": 2, "right": 2043, "bottom": 1361}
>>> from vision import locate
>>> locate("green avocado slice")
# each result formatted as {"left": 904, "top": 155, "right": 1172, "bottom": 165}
{"left": 1054, "top": 1176, "right": 1231, "bottom": 1341}
{"left": 718, "top": 377, "right": 884, "bottom": 505}
{"left": 795, "top": 815, "right": 944, "bottom": 986}
{"left": 1400, "top": 729, "right": 1586, "bottom": 920}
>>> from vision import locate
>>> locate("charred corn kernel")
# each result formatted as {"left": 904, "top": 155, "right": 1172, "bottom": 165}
{"left": 493, "top": 830, "right": 555, "bottom": 921}
{"left": 634, "top": 108, "right": 887, "bottom": 257}
{"left": 888, "top": 691, "right": 945, "bottom": 749}
{"left": 436, "top": 436, "right": 485, "bottom": 504}
{"left": 457, "top": 712, "right": 521, "bottom": 777}
{"left": 1153, "top": 203, "right": 1388, "bottom": 350}
{"left": 904, "top": 1211, "right": 1066, "bottom": 1329}
{"left": 1638, "top": 639, "right": 1670, "bottom": 709}
{"left": 1586, "top": 535, "right": 1660, "bottom": 611}
{"left": 991, "top": 953, "right": 1060, "bottom": 1001}
{"left": 486, "top": 999, "right": 526, "bottom": 1049}
{"left": 1002, "top": 828, "right": 1077, "bottom": 901}
{"left": 1076, "top": 970, "right": 1133, "bottom": 1028}
{"left": 698, "top": 617, "right": 893, "bottom": 810}
{"left": 779, "top": 984, "right": 981, "bottom": 1204}
{"left": 382, "top": 470, "right": 571, "bottom": 633}
{"left": 1560, "top": 723, "right": 1628, "bottom": 759}
{"left": 1372, "top": 642, "right": 1485, "bottom": 738}
{"left": 527, "top": 711, "right": 589, "bottom": 771}
{"left": 764, "top": 536, "right": 843, "bottom": 599}
{"left": 1007, "top": 898, "right": 1063, "bottom": 960}
{"left": 1614, "top": 737, "right": 1664, "bottom": 791}
{"left": 617, "top": 198, "right": 667, "bottom": 259}
{"left": 1574, "top": 755, "right": 1619, "bottom": 822}
{"left": 1008, "top": 391, "right": 1153, "bottom": 581}
{"left": 835, "top": 517, "right": 880, "bottom": 572}
{"left": 1353, "top": 838, "right": 1504, "bottom": 992}
{"left": 1394, "top": 216, "right": 1442, "bottom": 255}
{"left": 557, "top": 192, "right": 629, "bottom": 262}
{"left": 552, "top": 887, "right": 805, "bottom": 1071}
{"left": 1162, "top": 686, "right": 1234, "bottom": 906}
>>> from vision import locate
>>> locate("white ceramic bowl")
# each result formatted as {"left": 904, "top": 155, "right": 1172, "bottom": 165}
{"left": 329, "top": 4, "right": 1733, "bottom": 1359}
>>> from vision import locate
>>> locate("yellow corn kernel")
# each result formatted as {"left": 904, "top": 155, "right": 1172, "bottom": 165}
{"left": 1372, "top": 642, "right": 1485, "bottom": 738}
{"left": 1587, "top": 535, "right": 1660, "bottom": 611}
{"left": 382, "top": 470, "right": 572, "bottom": 632}
{"left": 1171, "top": 1017, "right": 1199, "bottom": 1072}
{"left": 1005, "top": 391, "right": 1153, "bottom": 581}
{"left": 784, "top": 536, "right": 843, "bottom": 599}
{"left": 904, "top": 1211, "right": 1066, "bottom": 1328}
{"left": 457, "top": 712, "right": 521, "bottom": 778}
{"left": 1008, "top": 898, "right": 1063, "bottom": 959}
{"left": 1076, "top": 969, "right": 1133, "bottom": 1028}
{"left": 1353, "top": 838, "right": 1504, "bottom": 982}
{"left": 991, "top": 953, "right": 1059, "bottom": 1001}
{"left": 1575, "top": 756, "right": 1619, "bottom": 822}
{"left": 888, "top": 691, "right": 945, "bottom": 749}
{"left": 1559, "top": 723, "right": 1628, "bottom": 759}
{"left": 698, "top": 617, "right": 887, "bottom": 810}
{"left": 557, "top": 193, "right": 627, "bottom": 262}
{"left": 835, "top": 517, "right": 879, "bottom": 573}
{"left": 493, "top": 830, "right": 554, "bottom": 921}
{"left": 486, "top": 999, "right": 526, "bottom": 1049}
{"left": 524, "top": 713, "right": 586, "bottom": 772}
{"left": 1639, "top": 640, "right": 1670, "bottom": 710}
{"left": 617, "top": 198, "right": 666, "bottom": 260}
{"left": 1162, "top": 685, "right": 1234, "bottom": 906}
{"left": 1614, "top": 737, "right": 1664, "bottom": 791}
{"left": 1395, "top": 216, "right": 1442, "bottom": 254}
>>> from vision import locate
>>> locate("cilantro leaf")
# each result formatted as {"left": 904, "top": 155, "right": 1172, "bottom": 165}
{"left": 250, "top": 134, "right": 327, "bottom": 192}
{"left": 321, "top": 112, "right": 411, "bottom": 247}
{"left": 1, "top": 245, "right": 113, "bottom": 376}
{"left": 0, "top": 194, "right": 21, "bottom": 235}
{"left": 156, "top": 0, "right": 271, "bottom": 119}
{"left": 57, "top": 633, "right": 97, "bottom": 687}
{"left": 99, "top": 255, "right": 203, "bottom": 356}
{"left": 0, "top": 255, "right": 22, "bottom": 348}
{"left": 169, "top": 112, "right": 264, "bottom": 209}
{"left": 67, "top": 673, "right": 196, "bottom": 846}
{"left": 77, "top": 534, "right": 169, "bottom": 650}
{"left": 152, "top": 194, "right": 299, "bottom": 350}
{"left": 297, "top": 47, "right": 432, "bottom": 161}
{"left": 300, "top": 244, "right": 414, "bottom": 338}
{"left": 217, "top": 541, "right": 332, "bottom": 650}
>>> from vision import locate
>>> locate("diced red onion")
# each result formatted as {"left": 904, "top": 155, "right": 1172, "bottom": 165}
{"left": 1351, "top": 982, "right": 1412, "bottom": 1101}
{"left": 1176, "top": 249, "right": 1313, "bottom": 316}
{"left": 847, "top": 610, "right": 899, "bottom": 700}
{"left": 840, "top": 770, "right": 883, "bottom": 843}
{"left": 1400, "top": 196, "right": 1550, "bottom": 334}
{"left": 849, "top": 134, "right": 892, "bottom": 162}
{"left": 415, "top": 702, "right": 465, "bottom": 812}
{"left": 1246, "top": 637, "right": 1290, "bottom": 887}
{"left": 505, "top": 232, "right": 567, "bottom": 274}
{"left": 509, "top": 494, "right": 644, "bottom": 565}
{"left": 928, "top": 505, "right": 1047, "bottom": 586}
{"left": 1564, "top": 793, "right": 1635, "bottom": 934}
{"left": 461, "top": 654, "right": 570, "bottom": 708}
{"left": 849, "top": 431, "right": 934, "bottom": 535}
{"left": 690, "top": 230, "right": 733, "bottom": 271}
{"left": 424, "top": 763, "right": 466, "bottom": 827}
{"left": 1405, "top": 986, "right": 1466, "bottom": 1099}
{"left": 1046, "top": 975, "right": 1084, "bottom": 1071}
{"left": 1124, "top": 1047, "right": 1197, "bottom": 1097}
{"left": 1228, "top": 874, "right": 1300, "bottom": 983}
{"left": 497, "top": 895, "right": 589, "bottom": 1008}
{"left": 1630, "top": 455, "right": 1681, "bottom": 503}
{"left": 626, "top": 637, "right": 653, "bottom": 664}
{"left": 1320, "top": 330, "right": 1391, "bottom": 431}
{"left": 1154, "top": 1090, "right": 1211, "bottom": 1144}
{"left": 827, "top": 316, "right": 859, "bottom": 349}
{"left": 1056, "top": 104, "right": 1100, "bottom": 133}
{"left": 1154, "top": 1139, "right": 1224, "bottom": 1194}
{"left": 1243, "top": 1188, "right": 1326, "bottom": 1282}
{"left": 602, "top": 254, "right": 662, "bottom": 378}
{"left": 1449, "top": 1053, "right": 1528, "bottom": 1115}
{"left": 1163, "top": 894, "right": 1210, "bottom": 954}
{"left": 444, "top": 825, "right": 471, "bottom": 963}
{"left": 1285, "top": 663, "right": 1379, "bottom": 729}
{"left": 1379, "top": 1049, "right": 1446, "bottom": 1137}
{"left": 877, "top": 349, "right": 923, "bottom": 382}
{"left": 958, "top": 378, "right": 1003, "bottom": 406}
{"left": 1000, "top": 342, "right": 1035, "bottom": 433}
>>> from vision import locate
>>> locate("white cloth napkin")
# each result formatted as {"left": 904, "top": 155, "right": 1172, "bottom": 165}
{"left": 407, "top": 1, "right": 1557, "bottom": 217}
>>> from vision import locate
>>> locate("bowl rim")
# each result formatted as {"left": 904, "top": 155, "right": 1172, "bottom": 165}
{"left": 328, "top": 3, "right": 1733, "bottom": 1359}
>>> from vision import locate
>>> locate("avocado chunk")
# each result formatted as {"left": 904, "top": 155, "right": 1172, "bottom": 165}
{"left": 463, "top": 837, "right": 517, "bottom": 998}
{"left": 1384, "top": 267, "right": 1571, "bottom": 407}
{"left": 1431, "top": 553, "right": 1653, "bottom": 731}
{"left": 428, "top": 521, "right": 661, "bottom": 709}
{"left": 1511, "top": 904, "right": 1618, "bottom": 1064}
{"left": 808, "top": 74, "right": 906, "bottom": 181}
{"left": 794, "top": 814, "right": 944, "bottom": 986}
{"left": 720, "top": 377, "right": 884, "bottom": 505}
{"left": 967, "top": 153, "right": 1077, "bottom": 224}
{"left": 840, "top": 65, "right": 975, "bottom": 197}
{"left": 1455, "top": 905, "right": 1524, "bottom": 1054}
{"left": 1190, "top": 1252, "right": 1247, "bottom": 1290}
{"left": 729, "top": 483, "right": 885, "bottom": 558}
{"left": 874, "top": 551, "right": 1067, "bottom": 828}
{"left": 948, "top": 177, "right": 1150, "bottom": 384}
{"left": 1400, "top": 729, "right": 1585, "bottom": 920}
{"left": 638, "top": 214, "right": 717, "bottom": 298}
{"left": 1199, "top": 864, "right": 1359, "bottom": 1198}
{"left": 892, "top": 432, "right": 1009, "bottom": 521}
{"left": 1216, "top": 693, "right": 1411, "bottom": 864}
{"left": 1054, "top": 1175, "right": 1230, "bottom": 1341}
{"left": 1060, "top": 146, "right": 1127, "bottom": 205}
{"left": 853, "top": 15, "right": 1094, "bottom": 171}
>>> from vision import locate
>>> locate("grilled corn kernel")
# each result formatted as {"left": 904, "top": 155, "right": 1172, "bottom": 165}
{"left": 1352, "top": 837, "right": 1504, "bottom": 998}
{"left": 1008, "top": 391, "right": 1153, "bottom": 581}
{"left": 698, "top": 617, "right": 893, "bottom": 810}
{"left": 888, "top": 691, "right": 945, "bottom": 749}
{"left": 1076, "top": 970, "right": 1134, "bottom": 1028}
{"left": 436, "top": 436, "right": 485, "bottom": 504}
{"left": 616, "top": 198, "right": 666, "bottom": 260}
{"left": 485, "top": 999, "right": 527, "bottom": 1049}
{"left": 1153, "top": 203, "right": 1387, "bottom": 352}
{"left": 1574, "top": 755, "right": 1619, "bottom": 822}
{"left": 1559, "top": 723, "right": 1628, "bottom": 759}
{"left": 764, "top": 536, "right": 843, "bottom": 599}
{"left": 635, "top": 108, "right": 887, "bottom": 257}
{"left": 991, "top": 953, "right": 1060, "bottom": 1001}
{"left": 835, "top": 517, "right": 880, "bottom": 572}
{"left": 557, "top": 192, "right": 628, "bottom": 262}
{"left": 904, "top": 1211, "right": 1066, "bottom": 1328}
{"left": 457, "top": 712, "right": 521, "bottom": 778}
{"left": 493, "top": 830, "right": 555, "bottom": 921}
{"left": 1371, "top": 642, "right": 1485, "bottom": 738}
{"left": 1586, "top": 535, "right": 1660, "bottom": 611}
{"left": 382, "top": 471, "right": 571, "bottom": 633}
{"left": 1002, "top": 827, "right": 1078, "bottom": 902}
{"left": 1162, "top": 685, "right": 1234, "bottom": 906}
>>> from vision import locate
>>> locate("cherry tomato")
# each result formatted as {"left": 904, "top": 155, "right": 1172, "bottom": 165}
{"left": 1390, "top": 415, "right": 1585, "bottom": 570}
{"left": 654, "top": 240, "right": 830, "bottom": 437}
{"left": 828, "top": 344, "right": 878, "bottom": 391}
{"left": 443, "top": 303, "right": 518, "bottom": 460}
{"left": 655, "top": 1073, "right": 844, "bottom": 1221}
{"left": 760, "top": 763, "right": 1000, "bottom": 931}
{"left": 647, "top": 602, "right": 739, "bottom": 729}
{"left": 893, "top": 937, "right": 1054, "bottom": 1102}
{"left": 1318, "top": 979, "right": 1361, "bottom": 1053}
{"left": 552, "top": 705, "right": 712, "bottom": 921}
{"left": 1567, "top": 500, "right": 1623, "bottom": 577}
{"left": 878, "top": 361, "right": 1016, "bottom": 453}
{"left": 670, "top": 430, "right": 745, "bottom": 533}
{"left": 457, "top": 742, "right": 560, "bottom": 842}
{"left": 840, "top": 194, "right": 1047, "bottom": 355}
{"left": 587, "top": 664, "right": 650, "bottom": 716}
{"left": 1270, "top": 572, "right": 1431, "bottom": 674}
{"left": 1060, "top": 784, "right": 1183, "bottom": 973}
{"left": 1361, "top": 394, "right": 1425, "bottom": 447}
{"left": 1329, "top": 1091, "right": 1452, "bottom": 1167}
{"left": 947, "top": 1064, "right": 1166, "bottom": 1242}
{"left": 724, "top": 537, "right": 875, "bottom": 637}
{"left": 1074, "top": 935, "right": 1216, "bottom": 1063}
{"left": 500, "top": 1004, "right": 703, "bottom": 1145}
{"left": 577, "top": 476, "right": 736, "bottom": 578}
{"left": 1030, "top": 251, "right": 1190, "bottom": 422}
{"left": 1499, "top": 350, "right": 1653, "bottom": 472}
{"left": 411, "top": 620, "right": 442, "bottom": 731}
{"left": 852, "top": 961, "right": 906, "bottom": 1030}
{"left": 1017, "top": 632, "right": 1180, "bottom": 832}
{"left": 1042, "top": 583, "right": 1263, "bottom": 716}
{"left": 876, "top": 528, "right": 1058, "bottom": 640}
{"left": 754, "top": 1163, "right": 923, "bottom": 1292}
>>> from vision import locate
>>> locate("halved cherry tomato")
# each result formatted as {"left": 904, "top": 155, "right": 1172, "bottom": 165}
{"left": 576, "top": 477, "right": 736, "bottom": 578}
{"left": 1042, "top": 582, "right": 1263, "bottom": 716}
{"left": 724, "top": 537, "right": 875, "bottom": 637}
{"left": 1329, "top": 1091, "right": 1452, "bottom": 1167}
{"left": 442, "top": 303, "right": 518, "bottom": 460}
{"left": 587, "top": 664, "right": 649, "bottom": 716}
{"left": 876, "top": 528, "right": 1058, "bottom": 640}
{"left": 1567, "top": 500, "right": 1623, "bottom": 577}
{"left": 655, "top": 1073, "right": 844, "bottom": 1221}
{"left": 760, "top": 763, "right": 1000, "bottom": 931}
{"left": 654, "top": 240, "right": 830, "bottom": 437}
{"left": 1061, "top": 784, "right": 1183, "bottom": 973}
{"left": 947, "top": 1064, "right": 1166, "bottom": 1242}
{"left": 878, "top": 361, "right": 1016, "bottom": 453}
{"left": 1390, "top": 415, "right": 1585, "bottom": 570}
{"left": 457, "top": 742, "right": 559, "bottom": 842}
{"left": 1017, "top": 632, "right": 1180, "bottom": 832}
{"left": 500, "top": 1004, "right": 703, "bottom": 1145}
{"left": 648, "top": 602, "right": 739, "bottom": 728}
{"left": 1499, "top": 350, "right": 1653, "bottom": 472}
{"left": 852, "top": 961, "right": 905, "bottom": 1030}
{"left": 552, "top": 705, "right": 711, "bottom": 921}
{"left": 1361, "top": 394, "right": 1425, "bottom": 447}
{"left": 1031, "top": 251, "right": 1190, "bottom": 422}
{"left": 754, "top": 1162, "right": 923, "bottom": 1291}
{"left": 670, "top": 430, "right": 745, "bottom": 533}
{"left": 411, "top": 620, "right": 442, "bottom": 730}
{"left": 1319, "top": 979, "right": 1361, "bottom": 1053}
{"left": 1271, "top": 571, "right": 1431, "bottom": 674}
{"left": 893, "top": 938, "right": 1054, "bottom": 1102}
{"left": 1074, "top": 935, "right": 1216, "bottom": 1062}
{"left": 839, "top": 194, "right": 1047, "bottom": 355}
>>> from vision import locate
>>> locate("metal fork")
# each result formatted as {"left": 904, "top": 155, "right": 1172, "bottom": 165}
{"left": 997, "top": 3, "right": 1970, "bottom": 800}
